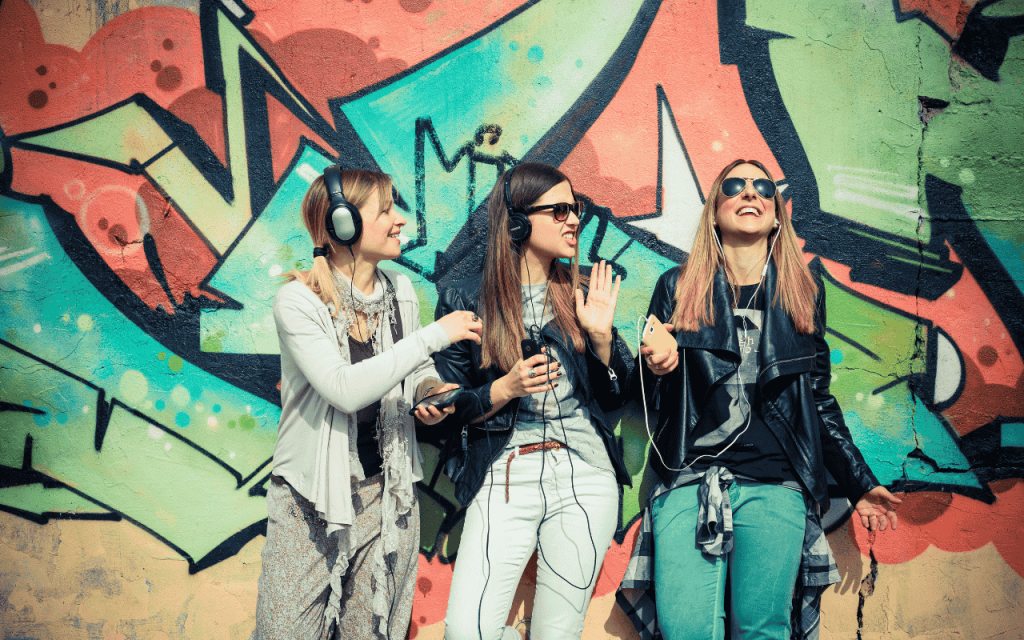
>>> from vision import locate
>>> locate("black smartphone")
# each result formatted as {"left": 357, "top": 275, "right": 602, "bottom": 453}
{"left": 521, "top": 338, "right": 541, "bottom": 360}
{"left": 408, "top": 387, "right": 463, "bottom": 416}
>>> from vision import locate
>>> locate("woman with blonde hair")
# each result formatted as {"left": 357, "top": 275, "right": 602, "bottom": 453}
{"left": 252, "top": 166, "right": 481, "bottom": 639}
{"left": 617, "top": 159, "right": 901, "bottom": 640}
{"left": 434, "top": 162, "right": 634, "bottom": 639}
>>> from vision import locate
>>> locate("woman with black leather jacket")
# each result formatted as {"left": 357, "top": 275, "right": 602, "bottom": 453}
{"left": 616, "top": 159, "right": 902, "bottom": 640}
{"left": 433, "top": 162, "right": 633, "bottom": 640}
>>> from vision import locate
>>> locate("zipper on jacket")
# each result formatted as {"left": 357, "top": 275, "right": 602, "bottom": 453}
{"left": 758, "top": 354, "right": 814, "bottom": 383}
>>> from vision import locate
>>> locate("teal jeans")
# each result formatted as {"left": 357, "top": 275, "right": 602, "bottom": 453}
{"left": 651, "top": 480, "right": 806, "bottom": 640}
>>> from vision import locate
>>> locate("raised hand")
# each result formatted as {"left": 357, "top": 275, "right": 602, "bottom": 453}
{"left": 574, "top": 260, "right": 621, "bottom": 343}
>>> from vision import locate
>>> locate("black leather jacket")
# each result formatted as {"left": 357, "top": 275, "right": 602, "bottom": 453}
{"left": 433, "top": 275, "right": 634, "bottom": 506}
{"left": 638, "top": 259, "right": 879, "bottom": 513}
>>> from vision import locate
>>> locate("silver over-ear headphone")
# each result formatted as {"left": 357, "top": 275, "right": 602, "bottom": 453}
{"left": 323, "top": 165, "right": 361, "bottom": 246}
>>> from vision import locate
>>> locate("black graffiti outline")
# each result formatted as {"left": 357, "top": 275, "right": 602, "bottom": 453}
{"left": 718, "top": 0, "right": 967, "bottom": 302}
{"left": 0, "top": 0, "right": 668, "bottom": 568}
{"left": 0, "top": 337, "right": 272, "bottom": 572}
{"left": 816, "top": 263, "right": 995, "bottom": 504}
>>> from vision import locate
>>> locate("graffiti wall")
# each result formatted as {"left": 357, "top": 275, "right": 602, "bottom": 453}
{"left": 1, "top": 0, "right": 1021, "bottom": 637}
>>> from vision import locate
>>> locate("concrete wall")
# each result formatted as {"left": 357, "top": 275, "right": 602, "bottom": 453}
{"left": 1, "top": 0, "right": 1022, "bottom": 638}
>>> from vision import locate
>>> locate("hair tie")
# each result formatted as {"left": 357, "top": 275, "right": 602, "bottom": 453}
{"left": 312, "top": 246, "right": 330, "bottom": 258}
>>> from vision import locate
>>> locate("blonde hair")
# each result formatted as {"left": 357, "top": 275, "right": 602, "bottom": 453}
{"left": 670, "top": 159, "right": 818, "bottom": 334}
{"left": 284, "top": 169, "right": 394, "bottom": 316}
{"left": 479, "top": 163, "right": 586, "bottom": 372}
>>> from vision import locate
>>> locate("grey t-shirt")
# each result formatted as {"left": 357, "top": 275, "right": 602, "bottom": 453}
{"left": 506, "top": 282, "right": 612, "bottom": 473}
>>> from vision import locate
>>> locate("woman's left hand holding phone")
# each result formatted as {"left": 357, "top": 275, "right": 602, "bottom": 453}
{"left": 413, "top": 382, "right": 461, "bottom": 425}
{"left": 417, "top": 311, "right": 481, "bottom": 425}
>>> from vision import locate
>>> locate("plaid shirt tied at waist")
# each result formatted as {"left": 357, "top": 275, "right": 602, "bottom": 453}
{"left": 615, "top": 465, "right": 841, "bottom": 640}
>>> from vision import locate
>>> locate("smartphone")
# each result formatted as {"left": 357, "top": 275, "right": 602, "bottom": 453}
{"left": 641, "top": 314, "right": 676, "bottom": 354}
{"left": 521, "top": 338, "right": 542, "bottom": 360}
{"left": 408, "top": 387, "right": 463, "bottom": 416}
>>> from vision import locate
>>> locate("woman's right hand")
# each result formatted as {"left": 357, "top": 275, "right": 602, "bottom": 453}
{"left": 437, "top": 310, "right": 483, "bottom": 344}
{"left": 494, "top": 349, "right": 562, "bottom": 401}
{"left": 640, "top": 325, "right": 679, "bottom": 376}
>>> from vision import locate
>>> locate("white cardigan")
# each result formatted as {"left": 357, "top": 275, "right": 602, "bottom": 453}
{"left": 271, "top": 269, "right": 451, "bottom": 533}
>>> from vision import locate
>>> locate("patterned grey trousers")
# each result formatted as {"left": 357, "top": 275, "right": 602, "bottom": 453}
{"left": 251, "top": 475, "right": 420, "bottom": 640}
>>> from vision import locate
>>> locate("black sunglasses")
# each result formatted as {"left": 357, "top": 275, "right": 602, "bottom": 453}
{"left": 523, "top": 201, "right": 583, "bottom": 222}
{"left": 721, "top": 176, "right": 777, "bottom": 199}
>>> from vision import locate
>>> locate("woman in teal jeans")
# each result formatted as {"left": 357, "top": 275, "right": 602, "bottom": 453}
{"left": 617, "top": 159, "right": 902, "bottom": 640}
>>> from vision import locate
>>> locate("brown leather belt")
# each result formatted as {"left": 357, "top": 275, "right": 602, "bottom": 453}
{"left": 505, "top": 441, "right": 565, "bottom": 501}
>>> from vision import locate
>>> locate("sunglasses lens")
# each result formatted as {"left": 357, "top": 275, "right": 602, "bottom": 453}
{"left": 721, "top": 178, "right": 745, "bottom": 197}
{"left": 721, "top": 177, "right": 776, "bottom": 199}
{"left": 551, "top": 202, "right": 582, "bottom": 221}
{"left": 753, "top": 179, "right": 777, "bottom": 199}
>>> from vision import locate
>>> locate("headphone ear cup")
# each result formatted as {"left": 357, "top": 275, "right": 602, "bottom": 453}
{"left": 508, "top": 211, "right": 532, "bottom": 245}
{"left": 503, "top": 165, "right": 531, "bottom": 246}
{"left": 330, "top": 203, "right": 362, "bottom": 245}
{"left": 323, "top": 166, "right": 361, "bottom": 246}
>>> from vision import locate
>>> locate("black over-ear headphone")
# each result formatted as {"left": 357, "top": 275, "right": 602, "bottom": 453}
{"left": 503, "top": 166, "right": 531, "bottom": 246}
{"left": 323, "top": 165, "right": 361, "bottom": 246}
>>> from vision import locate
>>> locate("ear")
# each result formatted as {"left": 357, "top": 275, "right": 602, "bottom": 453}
{"left": 773, "top": 218, "right": 780, "bottom": 228}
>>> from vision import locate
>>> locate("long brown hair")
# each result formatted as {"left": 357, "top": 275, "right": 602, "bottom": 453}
{"left": 284, "top": 168, "right": 394, "bottom": 316}
{"left": 480, "top": 162, "right": 585, "bottom": 372}
{"left": 670, "top": 159, "right": 818, "bottom": 334}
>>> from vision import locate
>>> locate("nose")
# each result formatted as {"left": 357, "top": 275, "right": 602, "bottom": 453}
{"left": 394, "top": 209, "right": 406, "bottom": 227}
{"left": 740, "top": 179, "right": 758, "bottom": 198}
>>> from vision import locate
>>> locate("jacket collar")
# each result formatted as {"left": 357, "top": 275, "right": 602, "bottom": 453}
{"left": 674, "top": 267, "right": 741, "bottom": 356}
{"left": 675, "top": 261, "right": 815, "bottom": 377}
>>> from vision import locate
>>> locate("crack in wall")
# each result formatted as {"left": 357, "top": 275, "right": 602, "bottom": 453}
{"left": 856, "top": 545, "right": 879, "bottom": 640}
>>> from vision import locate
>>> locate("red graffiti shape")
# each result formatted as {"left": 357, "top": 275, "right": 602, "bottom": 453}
{"left": 898, "top": 0, "right": 975, "bottom": 41}
{"left": 412, "top": 555, "right": 454, "bottom": 634}
{"left": 0, "top": 1, "right": 204, "bottom": 136}
{"left": 852, "top": 479, "right": 1024, "bottom": 578}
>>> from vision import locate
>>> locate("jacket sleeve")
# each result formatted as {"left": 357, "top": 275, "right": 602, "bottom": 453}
{"left": 810, "top": 271, "right": 881, "bottom": 504}
{"left": 629, "top": 268, "right": 679, "bottom": 408}
{"left": 274, "top": 284, "right": 451, "bottom": 415}
{"left": 585, "top": 326, "right": 633, "bottom": 413}
{"left": 432, "top": 286, "right": 493, "bottom": 423}
{"left": 396, "top": 277, "right": 445, "bottom": 404}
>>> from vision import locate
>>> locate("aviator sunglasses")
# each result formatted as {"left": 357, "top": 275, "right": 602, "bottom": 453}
{"left": 721, "top": 176, "right": 777, "bottom": 200}
{"left": 523, "top": 201, "right": 584, "bottom": 222}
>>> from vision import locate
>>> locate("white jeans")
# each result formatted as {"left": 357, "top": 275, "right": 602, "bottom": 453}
{"left": 444, "top": 446, "right": 619, "bottom": 640}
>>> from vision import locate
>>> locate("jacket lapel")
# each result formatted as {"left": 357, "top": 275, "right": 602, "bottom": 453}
{"left": 758, "top": 261, "right": 816, "bottom": 384}
{"left": 674, "top": 269, "right": 741, "bottom": 357}
{"left": 672, "top": 263, "right": 816, "bottom": 386}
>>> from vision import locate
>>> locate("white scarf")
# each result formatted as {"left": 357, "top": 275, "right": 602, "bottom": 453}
{"left": 324, "top": 268, "right": 415, "bottom": 635}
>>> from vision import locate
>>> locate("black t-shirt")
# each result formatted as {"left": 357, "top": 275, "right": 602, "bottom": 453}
{"left": 347, "top": 286, "right": 403, "bottom": 479}
{"left": 349, "top": 334, "right": 385, "bottom": 477}
{"left": 685, "top": 283, "right": 795, "bottom": 483}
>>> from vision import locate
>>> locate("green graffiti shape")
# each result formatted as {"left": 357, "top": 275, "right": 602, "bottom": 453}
{"left": 0, "top": 198, "right": 276, "bottom": 566}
